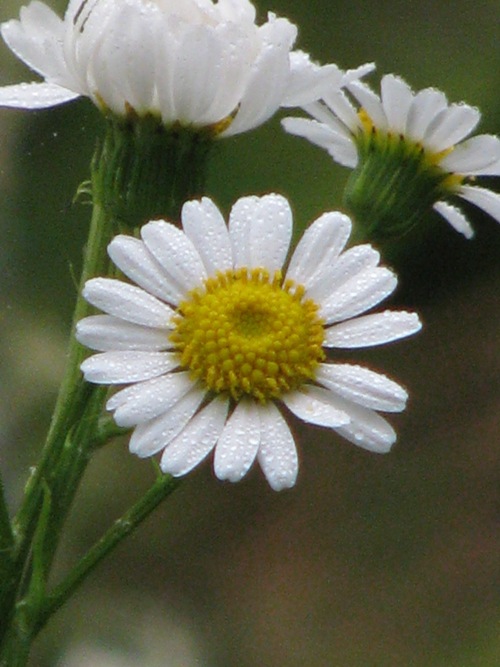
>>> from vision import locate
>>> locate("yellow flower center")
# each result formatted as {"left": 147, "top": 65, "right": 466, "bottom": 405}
{"left": 170, "top": 268, "right": 325, "bottom": 402}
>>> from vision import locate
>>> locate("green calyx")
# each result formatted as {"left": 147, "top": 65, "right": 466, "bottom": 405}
{"left": 91, "top": 113, "right": 215, "bottom": 229}
{"left": 344, "top": 122, "right": 459, "bottom": 241}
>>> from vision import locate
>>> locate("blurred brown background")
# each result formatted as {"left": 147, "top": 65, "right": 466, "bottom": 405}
{"left": 0, "top": 0, "right": 499, "bottom": 665}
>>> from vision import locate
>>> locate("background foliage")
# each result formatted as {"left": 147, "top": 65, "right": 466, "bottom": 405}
{"left": 0, "top": 0, "right": 499, "bottom": 665}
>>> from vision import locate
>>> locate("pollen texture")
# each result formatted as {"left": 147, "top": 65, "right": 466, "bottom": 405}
{"left": 170, "top": 268, "right": 325, "bottom": 402}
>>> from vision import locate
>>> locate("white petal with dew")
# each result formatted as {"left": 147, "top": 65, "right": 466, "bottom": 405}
{"left": 76, "top": 315, "right": 170, "bottom": 352}
{"left": 281, "top": 117, "right": 357, "bottom": 167}
{"left": 141, "top": 220, "right": 207, "bottom": 296}
{"left": 222, "top": 17, "right": 295, "bottom": 136}
{"left": 381, "top": 74, "right": 414, "bottom": 134}
{"left": 129, "top": 387, "right": 205, "bottom": 458}
{"left": 83, "top": 278, "right": 175, "bottom": 328}
{"left": 342, "top": 62, "right": 376, "bottom": 85}
{"left": 257, "top": 403, "right": 298, "bottom": 491}
{"left": 347, "top": 80, "right": 387, "bottom": 130}
{"left": 302, "top": 100, "right": 351, "bottom": 134}
{"left": 108, "top": 236, "right": 184, "bottom": 305}
{"left": 282, "top": 385, "right": 350, "bottom": 428}
{"left": 1, "top": 3, "right": 67, "bottom": 81}
{"left": 214, "top": 399, "right": 261, "bottom": 482}
{"left": 322, "top": 88, "right": 361, "bottom": 133}
{"left": 0, "top": 82, "right": 79, "bottom": 109}
{"left": 324, "top": 394, "right": 397, "bottom": 453}
{"left": 306, "top": 244, "right": 381, "bottom": 304}
{"left": 433, "top": 201, "right": 474, "bottom": 239}
{"left": 325, "top": 310, "right": 421, "bottom": 348}
{"left": 229, "top": 194, "right": 292, "bottom": 271}
{"left": 459, "top": 185, "right": 500, "bottom": 225}
{"left": 167, "top": 23, "right": 249, "bottom": 126}
{"left": 160, "top": 397, "right": 229, "bottom": 476}
{"left": 316, "top": 363, "right": 408, "bottom": 412}
{"left": 405, "top": 87, "right": 448, "bottom": 142}
{"left": 181, "top": 198, "right": 233, "bottom": 275}
{"left": 81, "top": 351, "right": 177, "bottom": 384}
{"left": 424, "top": 103, "right": 480, "bottom": 153}
{"left": 321, "top": 267, "right": 397, "bottom": 324}
{"left": 286, "top": 211, "right": 351, "bottom": 290}
{"left": 282, "top": 52, "right": 342, "bottom": 107}
{"left": 440, "top": 134, "right": 500, "bottom": 176}
{"left": 108, "top": 371, "right": 194, "bottom": 427}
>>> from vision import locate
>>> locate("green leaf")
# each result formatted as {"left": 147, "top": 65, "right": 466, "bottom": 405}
{"left": 0, "top": 474, "right": 13, "bottom": 557}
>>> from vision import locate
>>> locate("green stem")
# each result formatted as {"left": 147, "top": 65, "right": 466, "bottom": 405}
{"left": 0, "top": 196, "right": 114, "bottom": 654}
{"left": 10, "top": 198, "right": 114, "bottom": 580}
{"left": 1, "top": 117, "right": 214, "bottom": 664}
{"left": 36, "top": 474, "right": 181, "bottom": 634}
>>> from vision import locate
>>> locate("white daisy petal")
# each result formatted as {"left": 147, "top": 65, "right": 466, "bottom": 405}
{"left": 440, "top": 135, "right": 500, "bottom": 176}
{"left": 169, "top": 26, "right": 230, "bottom": 125}
{"left": 380, "top": 74, "right": 413, "bottom": 134}
{"left": 80, "top": 351, "right": 178, "bottom": 384}
{"left": 160, "top": 397, "right": 230, "bottom": 476}
{"left": 324, "top": 310, "right": 422, "bottom": 348}
{"left": 433, "top": 201, "right": 475, "bottom": 239}
{"left": 333, "top": 401, "right": 396, "bottom": 453}
{"left": 214, "top": 399, "right": 261, "bottom": 482}
{"left": 281, "top": 117, "right": 358, "bottom": 168}
{"left": 458, "top": 185, "right": 500, "bottom": 225}
{"left": 316, "top": 363, "right": 408, "bottom": 412}
{"left": 83, "top": 278, "right": 174, "bottom": 328}
{"left": 257, "top": 403, "right": 298, "bottom": 491}
{"left": 321, "top": 88, "right": 361, "bottom": 133}
{"left": 307, "top": 245, "right": 381, "bottom": 304}
{"left": 302, "top": 100, "right": 351, "bottom": 135}
{"left": 76, "top": 315, "right": 170, "bottom": 351}
{"left": 229, "top": 194, "right": 292, "bottom": 271}
{"left": 1, "top": 3, "right": 66, "bottom": 80}
{"left": 286, "top": 211, "right": 351, "bottom": 289}
{"left": 282, "top": 52, "right": 343, "bottom": 107}
{"left": 320, "top": 267, "right": 397, "bottom": 324}
{"left": 405, "top": 87, "right": 448, "bottom": 142}
{"left": 282, "top": 386, "right": 350, "bottom": 428}
{"left": 221, "top": 17, "right": 295, "bottom": 136}
{"left": 347, "top": 79, "right": 388, "bottom": 130}
{"left": 129, "top": 387, "right": 205, "bottom": 458}
{"left": 181, "top": 197, "right": 233, "bottom": 275}
{"left": 141, "top": 220, "right": 207, "bottom": 295}
{"left": 424, "top": 103, "right": 480, "bottom": 153}
{"left": 0, "top": 82, "right": 79, "bottom": 109}
{"left": 107, "top": 235, "right": 183, "bottom": 305}
{"left": 108, "top": 372, "right": 194, "bottom": 427}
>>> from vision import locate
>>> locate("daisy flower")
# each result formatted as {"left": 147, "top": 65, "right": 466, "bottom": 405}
{"left": 283, "top": 73, "right": 500, "bottom": 238}
{"left": 0, "top": 0, "right": 372, "bottom": 136}
{"left": 76, "top": 194, "right": 421, "bottom": 491}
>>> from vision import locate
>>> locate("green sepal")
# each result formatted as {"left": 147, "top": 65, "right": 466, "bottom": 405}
{"left": 344, "top": 128, "right": 453, "bottom": 242}
{"left": 91, "top": 113, "right": 214, "bottom": 229}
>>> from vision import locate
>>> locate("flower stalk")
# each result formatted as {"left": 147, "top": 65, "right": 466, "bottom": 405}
{"left": 0, "top": 119, "right": 213, "bottom": 664}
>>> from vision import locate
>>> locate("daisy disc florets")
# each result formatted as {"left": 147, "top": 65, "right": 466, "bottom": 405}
{"left": 77, "top": 194, "right": 421, "bottom": 490}
{"left": 283, "top": 73, "right": 500, "bottom": 238}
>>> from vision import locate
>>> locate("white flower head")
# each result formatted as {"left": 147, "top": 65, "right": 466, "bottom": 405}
{"left": 0, "top": 0, "right": 372, "bottom": 136}
{"left": 77, "top": 194, "right": 421, "bottom": 491}
{"left": 283, "top": 73, "right": 500, "bottom": 238}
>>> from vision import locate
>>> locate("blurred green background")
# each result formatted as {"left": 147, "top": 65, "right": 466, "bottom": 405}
{"left": 0, "top": 1, "right": 499, "bottom": 665}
